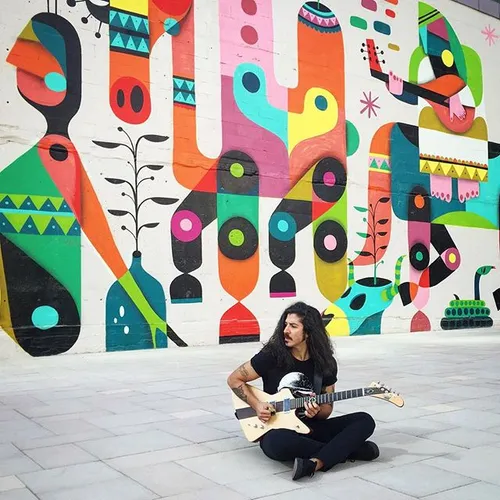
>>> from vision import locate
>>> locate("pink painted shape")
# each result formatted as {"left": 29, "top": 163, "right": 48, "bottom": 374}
{"left": 427, "top": 18, "right": 449, "bottom": 41}
{"left": 361, "top": 0, "right": 378, "bottom": 12}
{"left": 430, "top": 174, "right": 452, "bottom": 202}
{"left": 221, "top": 76, "right": 289, "bottom": 198}
{"left": 219, "top": 0, "right": 286, "bottom": 109}
{"left": 458, "top": 179, "right": 480, "bottom": 203}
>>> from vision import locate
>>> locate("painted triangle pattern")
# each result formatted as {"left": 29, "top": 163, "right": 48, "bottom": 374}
{"left": 109, "top": 9, "right": 149, "bottom": 35}
{"left": 173, "top": 75, "right": 196, "bottom": 107}
{"left": 0, "top": 194, "right": 69, "bottom": 213}
{"left": 419, "top": 159, "right": 488, "bottom": 182}
{"left": 368, "top": 156, "right": 391, "bottom": 172}
{"left": 110, "top": 31, "right": 150, "bottom": 55}
{"left": 0, "top": 211, "right": 80, "bottom": 236}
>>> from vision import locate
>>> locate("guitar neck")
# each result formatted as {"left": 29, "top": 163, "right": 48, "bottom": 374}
{"left": 291, "top": 387, "right": 367, "bottom": 410}
{"left": 370, "top": 68, "right": 450, "bottom": 107}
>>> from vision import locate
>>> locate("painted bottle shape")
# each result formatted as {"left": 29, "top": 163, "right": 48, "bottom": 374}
{"left": 106, "top": 250, "right": 167, "bottom": 351}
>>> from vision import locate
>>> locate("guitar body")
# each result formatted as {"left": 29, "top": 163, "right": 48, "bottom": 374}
{"left": 232, "top": 385, "right": 311, "bottom": 442}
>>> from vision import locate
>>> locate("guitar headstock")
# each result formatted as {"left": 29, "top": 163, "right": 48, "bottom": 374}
{"left": 365, "top": 381, "right": 404, "bottom": 407}
{"left": 361, "top": 39, "right": 385, "bottom": 73}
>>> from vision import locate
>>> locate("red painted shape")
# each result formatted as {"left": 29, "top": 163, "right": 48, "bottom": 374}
{"left": 193, "top": 164, "right": 217, "bottom": 193}
{"left": 386, "top": 9, "right": 396, "bottom": 18}
{"left": 385, "top": 0, "right": 398, "bottom": 4}
{"left": 312, "top": 200, "right": 333, "bottom": 220}
{"left": 220, "top": 302, "right": 260, "bottom": 341}
{"left": 38, "top": 135, "right": 81, "bottom": 221}
{"left": 419, "top": 269, "right": 430, "bottom": 288}
{"left": 411, "top": 311, "right": 431, "bottom": 332}
{"left": 153, "top": 0, "right": 192, "bottom": 16}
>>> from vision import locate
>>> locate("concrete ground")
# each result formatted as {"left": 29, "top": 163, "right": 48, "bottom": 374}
{"left": 1, "top": 329, "right": 500, "bottom": 499}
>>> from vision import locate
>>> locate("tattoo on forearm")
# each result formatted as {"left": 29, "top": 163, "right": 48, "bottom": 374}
{"left": 238, "top": 363, "right": 249, "bottom": 378}
{"left": 232, "top": 384, "right": 248, "bottom": 403}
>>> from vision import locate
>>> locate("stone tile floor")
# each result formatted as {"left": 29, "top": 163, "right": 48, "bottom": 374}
{"left": 1, "top": 328, "right": 500, "bottom": 498}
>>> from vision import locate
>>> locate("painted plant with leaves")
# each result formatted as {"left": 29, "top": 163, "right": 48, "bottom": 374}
{"left": 94, "top": 127, "right": 178, "bottom": 252}
{"left": 94, "top": 128, "right": 187, "bottom": 350}
{"left": 353, "top": 197, "right": 390, "bottom": 284}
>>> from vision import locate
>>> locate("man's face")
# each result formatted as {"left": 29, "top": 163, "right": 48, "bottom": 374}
{"left": 283, "top": 313, "right": 306, "bottom": 348}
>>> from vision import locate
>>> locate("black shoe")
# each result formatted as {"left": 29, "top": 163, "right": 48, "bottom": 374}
{"left": 292, "top": 458, "right": 316, "bottom": 480}
{"left": 348, "top": 441, "right": 380, "bottom": 461}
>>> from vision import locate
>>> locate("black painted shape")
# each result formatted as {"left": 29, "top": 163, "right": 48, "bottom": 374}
{"left": 269, "top": 271, "right": 295, "bottom": 297}
{"left": 23, "top": 13, "right": 82, "bottom": 136}
{"left": 171, "top": 191, "right": 216, "bottom": 274}
{"left": 217, "top": 150, "right": 259, "bottom": 196}
{"left": 428, "top": 224, "right": 458, "bottom": 287}
{"left": 493, "top": 288, "right": 500, "bottom": 311}
{"left": 312, "top": 157, "right": 346, "bottom": 203}
{"left": 488, "top": 141, "right": 500, "bottom": 159}
{"left": 408, "top": 186, "right": 431, "bottom": 223}
{"left": 269, "top": 236, "right": 295, "bottom": 269}
{"left": 398, "top": 282, "right": 412, "bottom": 306}
{"left": 397, "top": 123, "right": 419, "bottom": 147}
{"left": 218, "top": 217, "right": 258, "bottom": 261}
{"left": 0, "top": 234, "right": 80, "bottom": 357}
{"left": 169, "top": 274, "right": 202, "bottom": 304}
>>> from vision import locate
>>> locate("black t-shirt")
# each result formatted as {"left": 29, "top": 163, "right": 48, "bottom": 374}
{"left": 250, "top": 348, "right": 337, "bottom": 395}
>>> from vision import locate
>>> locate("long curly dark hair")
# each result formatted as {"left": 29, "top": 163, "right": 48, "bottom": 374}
{"left": 261, "top": 301, "right": 337, "bottom": 377}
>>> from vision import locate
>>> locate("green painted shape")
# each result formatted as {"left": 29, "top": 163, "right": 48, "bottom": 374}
{"left": 350, "top": 16, "right": 367, "bottom": 30}
{"left": 0, "top": 146, "right": 60, "bottom": 197}
{"left": 409, "top": 46, "right": 427, "bottom": 83}
{"left": 418, "top": 2, "right": 440, "bottom": 27}
{"left": 462, "top": 45, "right": 483, "bottom": 106}
{"left": 217, "top": 194, "right": 259, "bottom": 230}
{"left": 432, "top": 212, "right": 497, "bottom": 229}
{"left": 445, "top": 19, "right": 467, "bottom": 82}
{"left": 3, "top": 232, "right": 81, "bottom": 312}
{"left": 346, "top": 121, "right": 360, "bottom": 157}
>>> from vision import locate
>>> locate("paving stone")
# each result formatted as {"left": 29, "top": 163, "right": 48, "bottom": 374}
{"left": 24, "top": 444, "right": 97, "bottom": 469}
{"left": 424, "top": 481, "right": 500, "bottom": 499}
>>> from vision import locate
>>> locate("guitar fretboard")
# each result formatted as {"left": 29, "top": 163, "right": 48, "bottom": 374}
{"left": 290, "top": 388, "right": 365, "bottom": 409}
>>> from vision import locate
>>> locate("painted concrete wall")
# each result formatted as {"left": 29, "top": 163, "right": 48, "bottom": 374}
{"left": 1, "top": 0, "right": 500, "bottom": 357}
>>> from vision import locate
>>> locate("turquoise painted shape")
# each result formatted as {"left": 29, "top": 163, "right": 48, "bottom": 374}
{"left": 32, "top": 306, "right": 59, "bottom": 330}
{"left": 233, "top": 63, "right": 288, "bottom": 147}
{"left": 466, "top": 153, "right": 500, "bottom": 228}
{"left": 106, "top": 252, "right": 167, "bottom": 351}
{"left": 45, "top": 72, "right": 67, "bottom": 92}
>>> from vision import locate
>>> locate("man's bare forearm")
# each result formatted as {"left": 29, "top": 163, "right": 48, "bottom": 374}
{"left": 228, "top": 364, "right": 260, "bottom": 409}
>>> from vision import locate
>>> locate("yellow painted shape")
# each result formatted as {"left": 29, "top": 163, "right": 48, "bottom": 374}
{"left": 19, "top": 22, "right": 38, "bottom": 42}
{"left": 323, "top": 303, "right": 350, "bottom": 336}
{"left": 0, "top": 244, "right": 16, "bottom": 342}
{"left": 288, "top": 88, "right": 338, "bottom": 154}
{"left": 111, "top": 0, "right": 148, "bottom": 16}
{"left": 316, "top": 258, "right": 346, "bottom": 304}
{"left": 285, "top": 165, "right": 313, "bottom": 202}
{"left": 419, "top": 109, "right": 488, "bottom": 140}
{"left": 441, "top": 49, "right": 454, "bottom": 67}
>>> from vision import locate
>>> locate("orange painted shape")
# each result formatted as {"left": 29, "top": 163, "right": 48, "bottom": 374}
{"left": 7, "top": 39, "right": 63, "bottom": 79}
{"left": 219, "top": 301, "right": 260, "bottom": 339}
{"left": 38, "top": 135, "right": 81, "bottom": 221}
{"left": 420, "top": 74, "right": 465, "bottom": 98}
{"left": 218, "top": 250, "right": 258, "bottom": 302}
{"left": 386, "top": 0, "right": 398, "bottom": 4}
{"left": 80, "top": 166, "right": 127, "bottom": 279}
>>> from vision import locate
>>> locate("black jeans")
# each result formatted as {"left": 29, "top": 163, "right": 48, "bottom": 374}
{"left": 259, "top": 411, "right": 376, "bottom": 471}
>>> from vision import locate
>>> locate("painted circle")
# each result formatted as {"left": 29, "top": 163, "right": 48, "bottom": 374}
{"left": 32, "top": 306, "right": 59, "bottom": 330}
{"left": 313, "top": 220, "right": 347, "bottom": 263}
{"left": 315, "top": 95, "right": 328, "bottom": 111}
{"left": 180, "top": 218, "right": 193, "bottom": 231}
{"left": 441, "top": 49, "right": 454, "bottom": 68}
{"left": 171, "top": 210, "right": 202, "bottom": 242}
{"left": 49, "top": 144, "right": 69, "bottom": 161}
{"left": 229, "top": 229, "right": 245, "bottom": 247}
{"left": 45, "top": 72, "right": 67, "bottom": 92}
{"left": 323, "top": 171, "right": 336, "bottom": 186}
{"left": 269, "top": 212, "right": 297, "bottom": 242}
{"left": 218, "top": 217, "right": 258, "bottom": 260}
{"left": 312, "top": 157, "right": 346, "bottom": 203}
{"left": 230, "top": 162, "right": 245, "bottom": 178}
{"left": 153, "top": 0, "right": 191, "bottom": 16}
{"left": 324, "top": 234, "right": 337, "bottom": 251}
{"left": 241, "top": 0, "right": 257, "bottom": 15}
{"left": 242, "top": 72, "right": 260, "bottom": 93}
{"left": 111, "top": 77, "right": 151, "bottom": 124}
{"left": 241, "top": 25, "right": 258, "bottom": 45}
{"left": 409, "top": 242, "right": 429, "bottom": 271}
{"left": 443, "top": 248, "right": 461, "bottom": 271}
{"left": 414, "top": 194, "right": 425, "bottom": 209}
{"left": 217, "top": 150, "right": 258, "bottom": 195}
{"left": 346, "top": 121, "right": 360, "bottom": 157}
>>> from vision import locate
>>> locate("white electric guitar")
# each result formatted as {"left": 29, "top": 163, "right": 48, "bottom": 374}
{"left": 232, "top": 372, "right": 404, "bottom": 442}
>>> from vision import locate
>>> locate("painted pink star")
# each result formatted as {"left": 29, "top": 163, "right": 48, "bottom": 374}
{"left": 360, "top": 91, "right": 380, "bottom": 119}
{"left": 482, "top": 24, "right": 498, "bottom": 46}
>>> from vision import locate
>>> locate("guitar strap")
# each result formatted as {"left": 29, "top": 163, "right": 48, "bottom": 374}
{"left": 313, "top": 362, "right": 323, "bottom": 396}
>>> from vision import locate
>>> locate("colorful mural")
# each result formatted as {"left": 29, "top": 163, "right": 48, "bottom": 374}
{"left": 0, "top": 0, "right": 499, "bottom": 356}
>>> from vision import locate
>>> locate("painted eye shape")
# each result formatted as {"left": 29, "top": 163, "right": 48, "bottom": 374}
{"left": 350, "top": 294, "right": 366, "bottom": 311}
